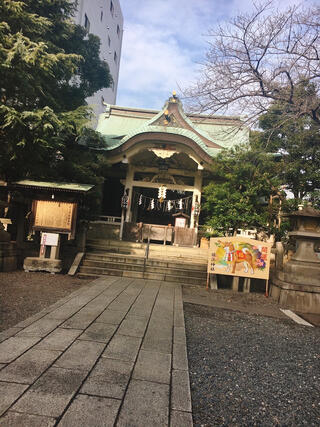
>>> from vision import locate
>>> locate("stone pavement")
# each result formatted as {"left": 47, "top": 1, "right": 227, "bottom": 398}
{"left": 0, "top": 277, "right": 193, "bottom": 426}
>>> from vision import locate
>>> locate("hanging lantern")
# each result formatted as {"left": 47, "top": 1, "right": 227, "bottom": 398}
{"left": 121, "top": 192, "right": 129, "bottom": 209}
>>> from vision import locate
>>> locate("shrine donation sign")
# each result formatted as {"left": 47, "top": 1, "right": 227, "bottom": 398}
{"left": 33, "top": 201, "right": 75, "bottom": 231}
{"left": 208, "top": 237, "right": 272, "bottom": 280}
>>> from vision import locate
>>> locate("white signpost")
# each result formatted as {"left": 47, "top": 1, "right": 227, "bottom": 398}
{"left": 41, "top": 232, "right": 59, "bottom": 247}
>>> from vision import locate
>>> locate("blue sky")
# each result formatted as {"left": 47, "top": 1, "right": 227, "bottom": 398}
{"left": 116, "top": 0, "right": 312, "bottom": 111}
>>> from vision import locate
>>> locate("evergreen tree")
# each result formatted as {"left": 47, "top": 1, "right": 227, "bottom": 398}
{"left": 0, "top": 0, "right": 111, "bottom": 181}
{"left": 256, "top": 100, "right": 320, "bottom": 206}
{"left": 203, "top": 144, "right": 282, "bottom": 236}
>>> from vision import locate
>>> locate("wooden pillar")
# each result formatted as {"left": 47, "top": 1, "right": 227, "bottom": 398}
{"left": 50, "top": 235, "right": 60, "bottom": 259}
{"left": 16, "top": 205, "right": 25, "bottom": 248}
{"left": 210, "top": 274, "right": 218, "bottom": 290}
{"left": 190, "top": 170, "right": 202, "bottom": 229}
{"left": 232, "top": 276, "right": 240, "bottom": 291}
{"left": 243, "top": 278, "right": 251, "bottom": 293}
{"left": 119, "top": 208, "right": 125, "bottom": 240}
{"left": 125, "top": 165, "right": 134, "bottom": 223}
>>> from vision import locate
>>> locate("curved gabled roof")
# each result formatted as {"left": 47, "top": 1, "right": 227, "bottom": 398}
{"left": 95, "top": 94, "right": 249, "bottom": 160}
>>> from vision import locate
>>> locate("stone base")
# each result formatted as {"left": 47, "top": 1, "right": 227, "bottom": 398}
{"left": 23, "top": 257, "right": 62, "bottom": 274}
{"left": 271, "top": 277, "right": 320, "bottom": 314}
{"left": 278, "top": 259, "right": 320, "bottom": 287}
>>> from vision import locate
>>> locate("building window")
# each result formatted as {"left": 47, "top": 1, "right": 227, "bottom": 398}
{"left": 108, "top": 35, "right": 111, "bottom": 47}
{"left": 100, "top": 11, "right": 103, "bottom": 21}
{"left": 110, "top": 1, "right": 114, "bottom": 17}
{"left": 117, "top": 24, "right": 120, "bottom": 37}
{"left": 84, "top": 13, "right": 90, "bottom": 32}
{"left": 114, "top": 51, "right": 117, "bottom": 63}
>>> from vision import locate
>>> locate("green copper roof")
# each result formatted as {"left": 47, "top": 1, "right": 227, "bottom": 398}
{"left": 96, "top": 97, "right": 249, "bottom": 158}
{"left": 13, "top": 180, "right": 94, "bottom": 192}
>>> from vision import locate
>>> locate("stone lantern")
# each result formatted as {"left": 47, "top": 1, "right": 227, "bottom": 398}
{"left": 271, "top": 204, "right": 320, "bottom": 313}
{"left": 285, "top": 204, "right": 320, "bottom": 279}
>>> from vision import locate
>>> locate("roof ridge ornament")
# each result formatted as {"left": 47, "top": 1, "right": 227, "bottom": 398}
{"left": 168, "top": 90, "right": 180, "bottom": 104}
{"left": 162, "top": 90, "right": 180, "bottom": 110}
{"left": 171, "top": 90, "right": 177, "bottom": 102}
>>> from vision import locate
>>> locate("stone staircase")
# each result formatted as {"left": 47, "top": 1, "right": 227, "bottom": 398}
{"left": 78, "top": 239, "right": 208, "bottom": 286}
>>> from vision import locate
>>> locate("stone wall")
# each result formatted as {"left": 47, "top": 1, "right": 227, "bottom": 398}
{"left": 87, "top": 221, "right": 120, "bottom": 240}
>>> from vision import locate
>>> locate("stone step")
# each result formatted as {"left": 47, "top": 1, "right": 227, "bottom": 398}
{"left": 87, "top": 239, "right": 146, "bottom": 250}
{"left": 81, "top": 259, "right": 207, "bottom": 278}
{"left": 85, "top": 253, "right": 207, "bottom": 271}
{"left": 86, "top": 246, "right": 208, "bottom": 262}
{"left": 77, "top": 267, "right": 206, "bottom": 286}
{"left": 86, "top": 244, "right": 145, "bottom": 256}
{"left": 86, "top": 251, "right": 208, "bottom": 265}
{"left": 86, "top": 239, "right": 208, "bottom": 257}
{"left": 82, "top": 238, "right": 208, "bottom": 286}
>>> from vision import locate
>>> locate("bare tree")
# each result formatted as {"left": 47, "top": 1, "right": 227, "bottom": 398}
{"left": 185, "top": 1, "right": 320, "bottom": 125}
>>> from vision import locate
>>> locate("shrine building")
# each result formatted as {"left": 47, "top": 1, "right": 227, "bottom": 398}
{"left": 94, "top": 93, "right": 248, "bottom": 245}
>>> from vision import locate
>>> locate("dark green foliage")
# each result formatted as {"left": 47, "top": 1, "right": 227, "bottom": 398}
{"left": 256, "top": 99, "right": 320, "bottom": 205}
{"left": 203, "top": 95, "right": 320, "bottom": 238}
{"left": 203, "top": 144, "right": 281, "bottom": 236}
{"left": 0, "top": 0, "right": 111, "bottom": 182}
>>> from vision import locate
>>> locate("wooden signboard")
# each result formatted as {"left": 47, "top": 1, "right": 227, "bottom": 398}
{"left": 33, "top": 200, "right": 76, "bottom": 234}
{"left": 208, "top": 237, "right": 272, "bottom": 280}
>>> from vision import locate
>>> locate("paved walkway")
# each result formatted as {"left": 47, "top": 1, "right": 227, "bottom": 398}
{"left": 0, "top": 277, "right": 193, "bottom": 426}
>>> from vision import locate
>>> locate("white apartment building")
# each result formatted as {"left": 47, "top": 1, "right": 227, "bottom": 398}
{"left": 73, "top": 0, "right": 123, "bottom": 118}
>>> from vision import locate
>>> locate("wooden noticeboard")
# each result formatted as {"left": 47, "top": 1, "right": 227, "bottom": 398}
{"left": 208, "top": 237, "right": 272, "bottom": 280}
{"left": 33, "top": 200, "right": 77, "bottom": 236}
{"left": 175, "top": 217, "right": 187, "bottom": 228}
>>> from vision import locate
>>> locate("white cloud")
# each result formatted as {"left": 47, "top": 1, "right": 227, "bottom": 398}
{"left": 117, "top": 0, "right": 216, "bottom": 109}
{"left": 117, "top": 0, "right": 315, "bottom": 110}
{"left": 117, "top": 22, "right": 200, "bottom": 108}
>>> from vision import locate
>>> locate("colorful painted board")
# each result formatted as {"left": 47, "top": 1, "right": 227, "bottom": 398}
{"left": 208, "top": 237, "right": 272, "bottom": 280}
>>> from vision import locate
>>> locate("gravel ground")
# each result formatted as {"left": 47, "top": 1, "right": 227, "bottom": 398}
{"left": 183, "top": 285, "right": 286, "bottom": 320}
{"left": 0, "top": 271, "right": 90, "bottom": 331}
{"left": 184, "top": 303, "right": 320, "bottom": 427}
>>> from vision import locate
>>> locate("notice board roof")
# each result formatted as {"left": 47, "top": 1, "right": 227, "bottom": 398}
{"left": 13, "top": 180, "right": 94, "bottom": 193}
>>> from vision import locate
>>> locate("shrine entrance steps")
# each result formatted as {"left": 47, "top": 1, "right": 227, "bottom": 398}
{"left": 78, "top": 239, "right": 208, "bottom": 286}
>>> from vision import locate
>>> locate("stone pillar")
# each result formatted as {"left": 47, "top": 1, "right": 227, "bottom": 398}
{"left": 190, "top": 170, "right": 202, "bottom": 229}
{"left": 76, "top": 221, "right": 88, "bottom": 252}
{"left": 275, "top": 242, "right": 284, "bottom": 271}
